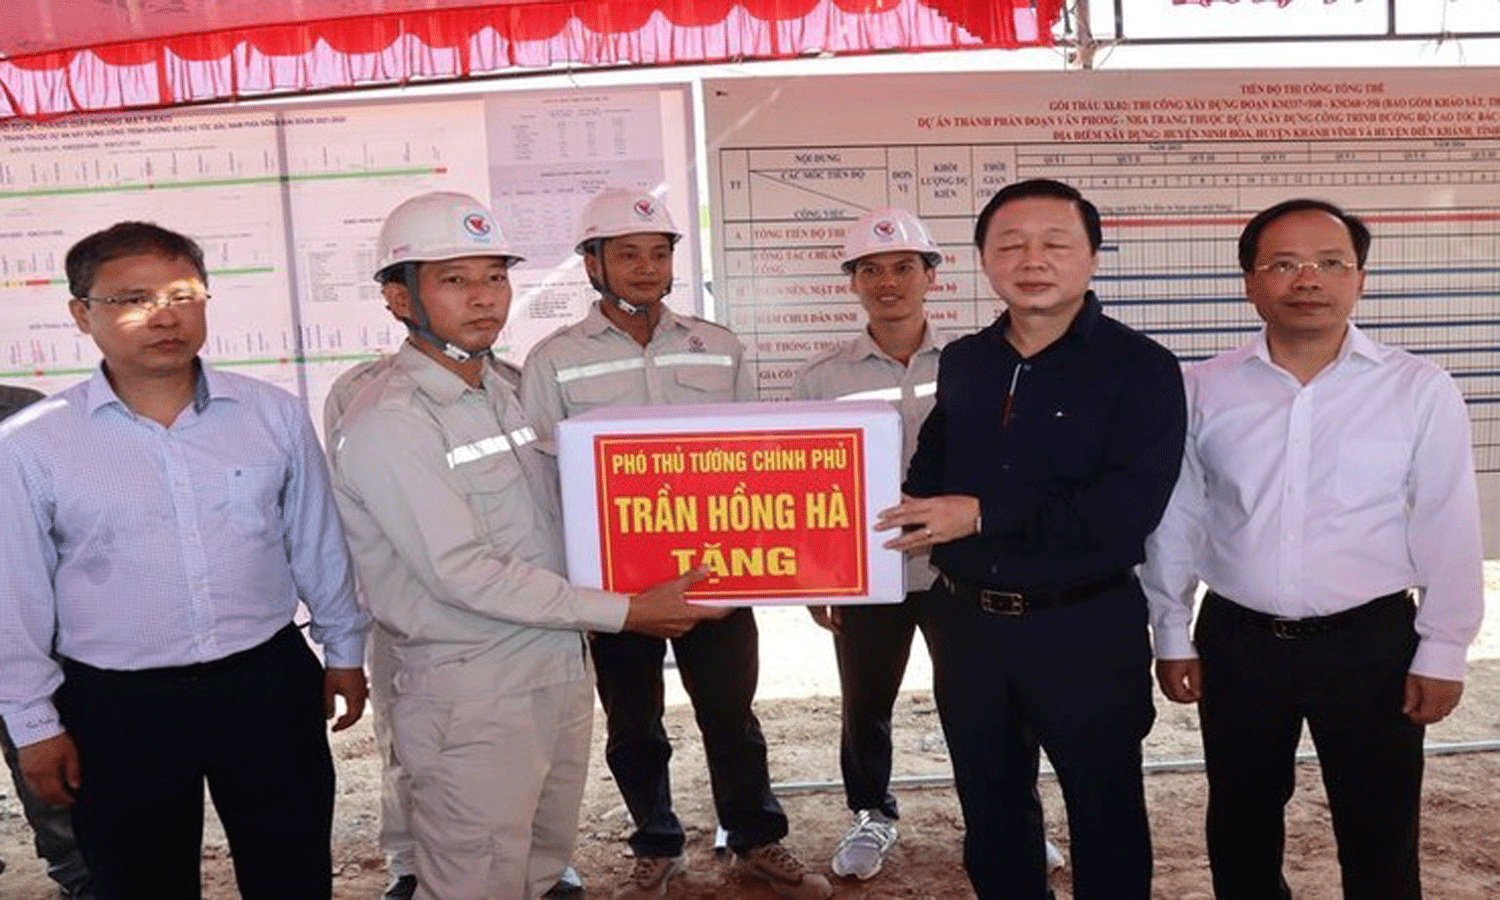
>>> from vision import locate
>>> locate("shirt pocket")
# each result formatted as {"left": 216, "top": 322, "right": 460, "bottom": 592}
{"left": 1334, "top": 437, "right": 1409, "bottom": 506}
{"left": 561, "top": 373, "right": 636, "bottom": 413}
{"left": 672, "top": 364, "right": 734, "bottom": 399}
{"left": 219, "top": 464, "right": 284, "bottom": 536}
{"left": 452, "top": 449, "right": 526, "bottom": 541}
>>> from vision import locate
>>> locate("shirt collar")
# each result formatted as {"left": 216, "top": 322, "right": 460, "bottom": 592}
{"left": 196, "top": 362, "right": 246, "bottom": 410}
{"left": 393, "top": 340, "right": 514, "bottom": 405}
{"left": 988, "top": 290, "right": 1103, "bottom": 350}
{"left": 580, "top": 300, "right": 684, "bottom": 339}
{"left": 1233, "top": 326, "right": 1270, "bottom": 364}
{"left": 1243, "top": 322, "right": 1389, "bottom": 372}
{"left": 85, "top": 358, "right": 222, "bottom": 417}
{"left": 848, "top": 317, "right": 950, "bottom": 363}
{"left": 394, "top": 340, "right": 474, "bottom": 406}
{"left": 1068, "top": 291, "right": 1104, "bottom": 341}
{"left": 1340, "top": 322, "right": 1389, "bottom": 364}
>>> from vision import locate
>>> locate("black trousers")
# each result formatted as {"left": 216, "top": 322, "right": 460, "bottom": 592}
{"left": 55, "top": 624, "right": 335, "bottom": 900}
{"left": 0, "top": 716, "right": 91, "bottom": 894}
{"left": 924, "top": 578, "right": 1155, "bottom": 900}
{"left": 590, "top": 607, "right": 787, "bottom": 857}
{"left": 1196, "top": 592, "right": 1424, "bottom": 900}
{"left": 831, "top": 590, "right": 933, "bottom": 818}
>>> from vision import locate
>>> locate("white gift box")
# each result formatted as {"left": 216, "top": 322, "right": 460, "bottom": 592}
{"left": 557, "top": 399, "right": 905, "bottom": 605}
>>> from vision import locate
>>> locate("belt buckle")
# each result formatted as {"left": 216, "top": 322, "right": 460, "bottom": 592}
{"left": 1270, "top": 617, "right": 1301, "bottom": 639}
{"left": 978, "top": 589, "right": 1026, "bottom": 616}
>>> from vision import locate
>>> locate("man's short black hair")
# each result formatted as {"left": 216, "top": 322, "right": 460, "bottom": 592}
{"left": 376, "top": 261, "right": 413, "bottom": 286}
{"left": 973, "top": 178, "right": 1102, "bottom": 254}
{"left": 1237, "top": 199, "right": 1371, "bottom": 272}
{"left": 65, "top": 222, "right": 208, "bottom": 299}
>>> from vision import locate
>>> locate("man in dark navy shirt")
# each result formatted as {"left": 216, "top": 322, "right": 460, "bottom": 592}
{"left": 877, "top": 179, "right": 1186, "bottom": 900}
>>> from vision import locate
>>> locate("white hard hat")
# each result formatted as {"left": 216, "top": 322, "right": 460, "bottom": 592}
{"left": 374, "top": 191, "right": 523, "bottom": 281}
{"left": 574, "top": 188, "right": 682, "bottom": 255}
{"left": 840, "top": 207, "right": 942, "bottom": 273}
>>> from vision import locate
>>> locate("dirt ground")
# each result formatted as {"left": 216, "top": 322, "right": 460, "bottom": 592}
{"left": 4, "top": 580, "right": 1500, "bottom": 899}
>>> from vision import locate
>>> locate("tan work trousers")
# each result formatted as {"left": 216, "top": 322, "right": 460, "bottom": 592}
{"left": 393, "top": 656, "right": 593, "bottom": 900}
{"left": 368, "top": 623, "right": 417, "bottom": 878}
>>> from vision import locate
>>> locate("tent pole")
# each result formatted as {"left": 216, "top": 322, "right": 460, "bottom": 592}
{"left": 1072, "top": 0, "right": 1098, "bottom": 70}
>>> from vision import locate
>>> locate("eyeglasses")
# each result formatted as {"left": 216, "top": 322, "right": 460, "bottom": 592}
{"left": 77, "top": 290, "right": 211, "bottom": 309}
{"left": 1252, "top": 258, "right": 1357, "bottom": 277}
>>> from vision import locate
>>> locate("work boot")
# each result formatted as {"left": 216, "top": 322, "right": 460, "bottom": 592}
{"left": 613, "top": 855, "right": 683, "bottom": 900}
{"left": 737, "top": 842, "right": 833, "bottom": 900}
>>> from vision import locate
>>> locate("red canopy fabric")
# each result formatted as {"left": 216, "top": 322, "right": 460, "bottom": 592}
{"left": 0, "top": 1, "right": 1062, "bottom": 120}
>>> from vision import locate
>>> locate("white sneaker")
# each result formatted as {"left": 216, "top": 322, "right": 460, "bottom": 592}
{"left": 830, "top": 809, "right": 898, "bottom": 880}
{"left": 1045, "top": 839, "right": 1066, "bottom": 872}
{"left": 544, "top": 865, "right": 584, "bottom": 896}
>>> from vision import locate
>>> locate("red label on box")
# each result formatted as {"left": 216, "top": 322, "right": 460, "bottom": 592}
{"left": 594, "top": 429, "right": 867, "bottom": 598}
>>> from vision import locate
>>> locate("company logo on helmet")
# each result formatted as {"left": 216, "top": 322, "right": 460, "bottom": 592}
{"left": 873, "top": 220, "right": 896, "bottom": 239}
{"left": 464, "top": 214, "right": 492, "bottom": 237}
{"left": 633, "top": 198, "right": 655, "bottom": 218}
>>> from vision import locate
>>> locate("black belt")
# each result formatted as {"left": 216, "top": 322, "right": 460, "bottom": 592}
{"left": 62, "top": 623, "right": 300, "bottom": 680}
{"left": 938, "top": 569, "right": 1133, "bottom": 615}
{"left": 1204, "top": 590, "right": 1412, "bottom": 639}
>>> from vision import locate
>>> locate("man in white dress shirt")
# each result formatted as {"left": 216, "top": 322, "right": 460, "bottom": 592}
{"left": 1141, "top": 198, "right": 1484, "bottom": 900}
{"left": 0, "top": 385, "right": 94, "bottom": 899}
{"left": 0, "top": 221, "right": 371, "bottom": 899}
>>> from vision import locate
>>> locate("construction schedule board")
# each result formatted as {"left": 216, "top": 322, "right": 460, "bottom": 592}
{"left": 557, "top": 400, "right": 904, "bottom": 605}
{"left": 0, "top": 84, "right": 697, "bottom": 439}
{"left": 704, "top": 67, "right": 1500, "bottom": 551}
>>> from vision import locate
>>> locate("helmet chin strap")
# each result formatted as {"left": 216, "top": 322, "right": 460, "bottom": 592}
{"left": 399, "top": 264, "right": 490, "bottom": 362}
{"left": 613, "top": 294, "right": 651, "bottom": 316}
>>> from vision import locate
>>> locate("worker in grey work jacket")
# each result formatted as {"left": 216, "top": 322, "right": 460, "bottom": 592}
{"left": 521, "top": 188, "right": 832, "bottom": 900}
{"left": 790, "top": 207, "right": 950, "bottom": 883}
{"left": 329, "top": 191, "right": 726, "bottom": 900}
